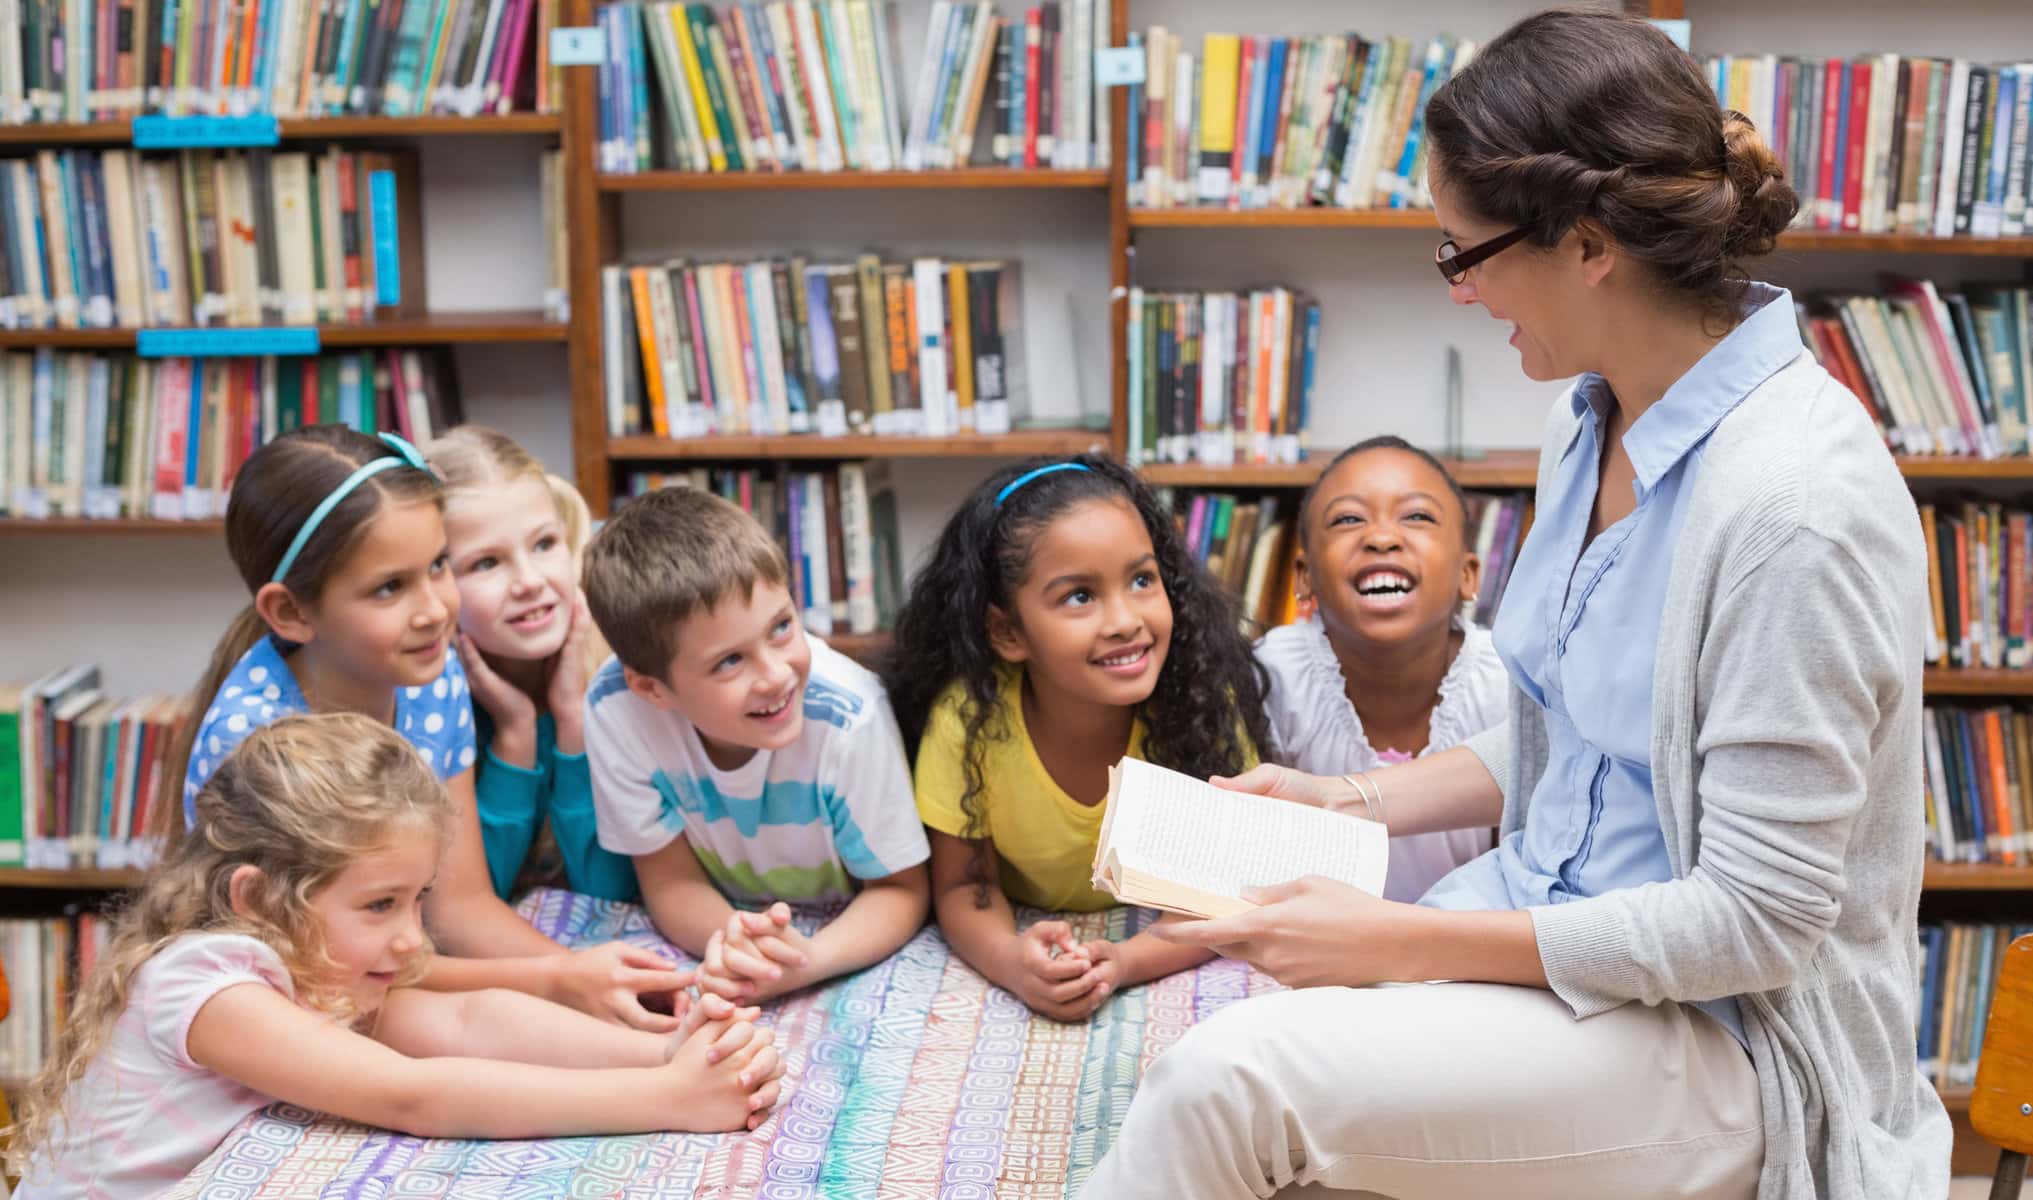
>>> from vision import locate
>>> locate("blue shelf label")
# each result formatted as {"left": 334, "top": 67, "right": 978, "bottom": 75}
{"left": 136, "top": 327, "right": 322, "bottom": 357}
{"left": 551, "top": 26, "right": 607, "bottom": 67}
{"left": 1095, "top": 47, "right": 1145, "bottom": 88}
{"left": 1648, "top": 19, "right": 1691, "bottom": 51}
{"left": 131, "top": 114, "right": 282, "bottom": 149}
{"left": 370, "top": 170, "right": 401, "bottom": 307}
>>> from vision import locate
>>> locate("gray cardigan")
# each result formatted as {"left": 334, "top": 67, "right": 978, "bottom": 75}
{"left": 1464, "top": 351, "right": 1953, "bottom": 1198}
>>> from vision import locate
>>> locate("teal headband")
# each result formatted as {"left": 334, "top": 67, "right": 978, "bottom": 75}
{"left": 269, "top": 432, "right": 433, "bottom": 585}
{"left": 995, "top": 462, "right": 1091, "bottom": 506}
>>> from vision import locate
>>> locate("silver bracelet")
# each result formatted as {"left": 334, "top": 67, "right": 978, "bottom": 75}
{"left": 1341, "top": 771, "right": 1386, "bottom": 827}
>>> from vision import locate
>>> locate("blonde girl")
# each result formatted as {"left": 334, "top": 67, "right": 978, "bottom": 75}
{"left": 174, "top": 425, "right": 685, "bottom": 1030}
{"left": 11, "top": 714, "right": 781, "bottom": 1198}
{"left": 424, "top": 425, "right": 636, "bottom": 902}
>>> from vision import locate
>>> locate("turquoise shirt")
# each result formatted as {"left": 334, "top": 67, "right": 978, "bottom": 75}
{"left": 476, "top": 709, "right": 639, "bottom": 903}
{"left": 1422, "top": 284, "right": 1810, "bottom": 1049}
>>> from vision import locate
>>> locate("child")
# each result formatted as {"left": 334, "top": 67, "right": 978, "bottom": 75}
{"left": 10, "top": 714, "right": 782, "bottom": 1198}
{"left": 175, "top": 426, "right": 685, "bottom": 1030}
{"left": 1252, "top": 436, "right": 1507, "bottom": 901}
{"left": 427, "top": 425, "right": 637, "bottom": 903}
{"left": 884, "top": 456, "right": 1269, "bottom": 1023}
{"left": 581, "top": 486, "right": 931, "bottom": 1004}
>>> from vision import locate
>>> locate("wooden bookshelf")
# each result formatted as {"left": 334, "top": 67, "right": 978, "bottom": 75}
{"left": 599, "top": 168, "right": 1111, "bottom": 193}
{"left": 0, "top": 867, "right": 144, "bottom": 889}
{"left": 1924, "top": 669, "right": 2033, "bottom": 698}
{"left": 0, "top": 517, "right": 222, "bottom": 534}
{"left": 1924, "top": 864, "right": 2033, "bottom": 892}
{"left": 0, "top": 113, "right": 562, "bottom": 146}
{"left": 0, "top": 311, "right": 567, "bottom": 351}
{"left": 1139, "top": 449, "right": 1541, "bottom": 490}
{"left": 608, "top": 431, "right": 1112, "bottom": 462}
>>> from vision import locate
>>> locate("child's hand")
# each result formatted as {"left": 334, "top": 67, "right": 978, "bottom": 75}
{"left": 1074, "top": 939, "right": 1126, "bottom": 1014}
{"left": 659, "top": 1007, "right": 785, "bottom": 1132}
{"left": 458, "top": 633, "right": 539, "bottom": 764}
{"left": 1008, "top": 920, "right": 1102, "bottom": 1022}
{"left": 664, "top": 991, "right": 765, "bottom": 1066}
{"left": 551, "top": 942, "right": 691, "bottom": 1032}
{"left": 698, "top": 903, "right": 817, "bottom": 1003}
{"left": 545, "top": 592, "right": 594, "bottom": 749}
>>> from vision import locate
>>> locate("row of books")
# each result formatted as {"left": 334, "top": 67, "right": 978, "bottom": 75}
{"left": 0, "top": 0, "right": 561, "bottom": 123}
{"left": 595, "top": 0, "right": 1110, "bottom": 175}
{"left": 621, "top": 462, "right": 903, "bottom": 637}
{"left": 2, "top": 666, "right": 184, "bottom": 871}
{"left": 1126, "top": 31, "right": 1472, "bottom": 212}
{"left": 1800, "top": 282, "right": 2029, "bottom": 460}
{"left": 0, "top": 147, "right": 418, "bottom": 332}
{"left": 0, "top": 348, "right": 462, "bottom": 521}
{"left": 1152, "top": 486, "right": 1530, "bottom": 635}
{"left": 0, "top": 914, "right": 108, "bottom": 1082}
{"left": 1125, "top": 285, "right": 1317, "bottom": 467}
{"left": 1919, "top": 922, "right": 2023, "bottom": 1090}
{"left": 1706, "top": 54, "right": 2033, "bottom": 240}
{"left": 1922, "top": 502, "right": 2033, "bottom": 673}
{"left": 1923, "top": 704, "right": 2033, "bottom": 867}
{"left": 601, "top": 254, "right": 1025, "bottom": 440}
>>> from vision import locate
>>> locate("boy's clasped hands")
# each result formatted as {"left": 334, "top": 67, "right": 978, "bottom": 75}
{"left": 698, "top": 903, "right": 822, "bottom": 1003}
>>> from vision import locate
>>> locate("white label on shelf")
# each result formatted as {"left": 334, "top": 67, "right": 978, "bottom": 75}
{"left": 551, "top": 26, "right": 608, "bottom": 67}
{"left": 1095, "top": 47, "right": 1146, "bottom": 88}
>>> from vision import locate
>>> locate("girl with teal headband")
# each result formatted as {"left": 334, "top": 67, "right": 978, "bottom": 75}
{"left": 172, "top": 426, "right": 691, "bottom": 1033}
{"left": 882, "top": 455, "right": 1270, "bottom": 1021}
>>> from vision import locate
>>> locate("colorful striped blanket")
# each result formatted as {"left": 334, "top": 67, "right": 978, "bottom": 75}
{"left": 170, "top": 888, "right": 1279, "bottom": 1199}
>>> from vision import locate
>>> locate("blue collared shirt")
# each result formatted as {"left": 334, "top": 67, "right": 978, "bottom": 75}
{"left": 1422, "top": 284, "right": 1809, "bottom": 1046}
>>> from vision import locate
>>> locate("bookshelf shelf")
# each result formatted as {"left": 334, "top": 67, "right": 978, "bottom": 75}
{"left": 1896, "top": 457, "right": 2033, "bottom": 481}
{"left": 0, "top": 114, "right": 563, "bottom": 147}
{"left": 1139, "top": 450, "right": 1540, "bottom": 490}
{"left": 608, "top": 431, "right": 1112, "bottom": 461}
{"left": 0, "top": 518, "right": 222, "bottom": 534}
{"left": 824, "top": 632, "right": 891, "bottom": 667}
{"left": 1923, "top": 668, "right": 2033, "bottom": 697}
{"left": 0, "top": 311, "right": 568, "bottom": 351}
{"left": 598, "top": 168, "right": 1112, "bottom": 193}
{"left": 0, "top": 867, "right": 144, "bottom": 889}
{"left": 1922, "top": 863, "right": 2033, "bottom": 892}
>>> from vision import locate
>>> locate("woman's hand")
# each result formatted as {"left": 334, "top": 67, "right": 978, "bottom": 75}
{"left": 1153, "top": 876, "right": 1418, "bottom": 989}
{"left": 1210, "top": 764, "right": 1359, "bottom": 812}
{"left": 546, "top": 592, "right": 594, "bottom": 754}
{"left": 459, "top": 632, "right": 539, "bottom": 767}
{"left": 549, "top": 942, "right": 692, "bottom": 1031}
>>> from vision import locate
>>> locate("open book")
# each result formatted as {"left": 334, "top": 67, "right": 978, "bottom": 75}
{"left": 1090, "top": 758, "right": 1390, "bottom": 918}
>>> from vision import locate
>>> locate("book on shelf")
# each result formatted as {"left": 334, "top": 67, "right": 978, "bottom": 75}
{"left": 595, "top": 0, "right": 1111, "bottom": 175}
{"left": 0, "top": 146, "right": 424, "bottom": 332}
{"left": 1703, "top": 54, "right": 2033, "bottom": 240}
{"left": 0, "top": 0, "right": 559, "bottom": 123}
{"left": 1798, "top": 283, "right": 2030, "bottom": 460}
{"left": 1919, "top": 501, "right": 2033, "bottom": 672}
{"left": 602, "top": 252, "right": 1025, "bottom": 439}
{"left": 539, "top": 149, "right": 569, "bottom": 321}
{"left": 0, "top": 913, "right": 110, "bottom": 1083}
{"left": 2, "top": 666, "right": 186, "bottom": 872}
{"left": 0, "top": 347, "right": 462, "bottom": 520}
{"left": 1124, "top": 285, "right": 1318, "bottom": 467}
{"left": 1921, "top": 703, "right": 2033, "bottom": 868}
{"left": 1155, "top": 486, "right": 1530, "bottom": 635}
{"left": 1090, "top": 756, "right": 1388, "bottom": 918}
{"left": 622, "top": 459, "right": 903, "bottom": 637}
{"left": 1126, "top": 30, "right": 1476, "bottom": 212}
{"left": 1919, "top": 921, "right": 2029, "bottom": 1093}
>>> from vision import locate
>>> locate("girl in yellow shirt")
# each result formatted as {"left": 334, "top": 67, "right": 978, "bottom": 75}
{"left": 885, "top": 456, "right": 1267, "bottom": 1022}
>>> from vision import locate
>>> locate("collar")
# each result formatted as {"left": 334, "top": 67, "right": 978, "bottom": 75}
{"left": 1569, "top": 283, "right": 1804, "bottom": 498}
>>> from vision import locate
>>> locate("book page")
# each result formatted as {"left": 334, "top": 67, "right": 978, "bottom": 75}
{"left": 1107, "top": 758, "right": 1388, "bottom": 901}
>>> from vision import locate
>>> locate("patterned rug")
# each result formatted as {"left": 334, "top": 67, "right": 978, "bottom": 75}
{"left": 168, "top": 888, "right": 1279, "bottom": 1199}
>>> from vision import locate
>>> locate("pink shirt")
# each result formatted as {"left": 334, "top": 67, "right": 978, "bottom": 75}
{"left": 17, "top": 933, "right": 295, "bottom": 1199}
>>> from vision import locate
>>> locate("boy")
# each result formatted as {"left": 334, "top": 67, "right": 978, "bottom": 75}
{"left": 582, "top": 487, "right": 930, "bottom": 1003}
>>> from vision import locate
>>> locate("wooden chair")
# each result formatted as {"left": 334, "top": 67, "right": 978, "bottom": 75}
{"left": 1975, "top": 934, "right": 2033, "bottom": 1198}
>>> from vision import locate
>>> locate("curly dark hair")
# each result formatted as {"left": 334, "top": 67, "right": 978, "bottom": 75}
{"left": 883, "top": 454, "right": 1270, "bottom": 902}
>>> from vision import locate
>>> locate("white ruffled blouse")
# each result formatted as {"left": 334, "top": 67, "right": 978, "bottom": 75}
{"left": 1255, "top": 611, "right": 1510, "bottom": 903}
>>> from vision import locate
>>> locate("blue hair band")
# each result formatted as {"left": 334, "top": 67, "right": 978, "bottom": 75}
{"left": 268, "top": 432, "right": 434, "bottom": 585}
{"left": 995, "top": 462, "right": 1091, "bottom": 507}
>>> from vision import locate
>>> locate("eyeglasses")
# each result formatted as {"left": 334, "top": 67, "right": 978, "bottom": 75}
{"left": 1435, "top": 226, "right": 1531, "bottom": 285}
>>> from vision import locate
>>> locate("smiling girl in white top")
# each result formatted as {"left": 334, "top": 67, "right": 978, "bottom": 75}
{"left": 1255, "top": 436, "right": 1507, "bottom": 902}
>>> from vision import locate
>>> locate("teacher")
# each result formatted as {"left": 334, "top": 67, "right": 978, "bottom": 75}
{"left": 1082, "top": 10, "right": 1949, "bottom": 1200}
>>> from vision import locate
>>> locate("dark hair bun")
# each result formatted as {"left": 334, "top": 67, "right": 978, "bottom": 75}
{"left": 1721, "top": 112, "right": 1798, "bottom": 259}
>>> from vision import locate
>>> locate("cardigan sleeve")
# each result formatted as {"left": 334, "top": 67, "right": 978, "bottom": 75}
{"left": 1530, "top": 526, "right": 1900, "bottom": 1017}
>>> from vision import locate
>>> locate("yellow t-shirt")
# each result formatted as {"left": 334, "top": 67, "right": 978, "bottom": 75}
{"left": 915, "top": 667, "right": 1258, "bottom": 912}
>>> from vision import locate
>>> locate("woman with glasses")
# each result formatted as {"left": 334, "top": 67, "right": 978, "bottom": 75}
{"left": 1083, "top": 10, "right": 1948, "bottom": 1199}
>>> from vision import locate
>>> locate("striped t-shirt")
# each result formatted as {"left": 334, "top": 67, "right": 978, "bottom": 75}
{"left": 584, "top": 637, "right": 928, "bottom": 904}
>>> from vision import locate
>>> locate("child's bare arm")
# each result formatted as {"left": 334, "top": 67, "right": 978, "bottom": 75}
{"left": 375, "top": 987, "right": 667, "bottom": 1067}
{"left": 633, "top": 835, "right": 738, "bottom": 957}
{"left": 1081, "top": 916, "right": 1214, "bottom": 993}
{"left": 188, "top": 983, "right": 782, "bottom": 1138}
{"left": 711, "top": 866, "right": 930, "bottom": 1002}
{"left": 928, "top": 831, "right": 1102, "bottom": 1021}
{"left": 425, "top": 770, "right": 565, "bottom": 960}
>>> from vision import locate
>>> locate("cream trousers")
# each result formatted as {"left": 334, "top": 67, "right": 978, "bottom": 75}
{"left": 1079, "top": 981, "right": 1763, "bottom": 1200}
